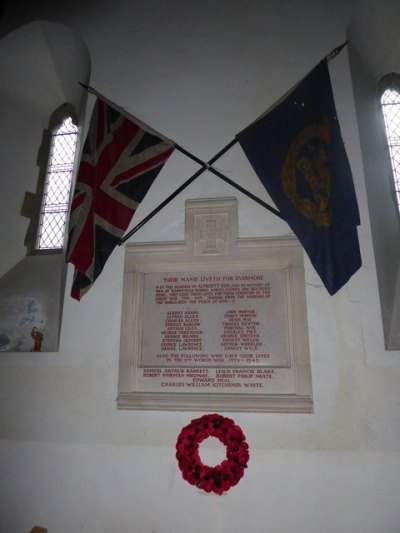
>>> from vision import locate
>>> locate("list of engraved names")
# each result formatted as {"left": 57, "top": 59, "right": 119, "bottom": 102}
{"left": 138, "top": 269, "right": 290, "bottom": 393}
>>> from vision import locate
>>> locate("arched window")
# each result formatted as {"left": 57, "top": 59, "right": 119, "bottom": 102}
{"left": 380, "top": 78, "right": 400, "bottom": 211}
{"left": 36, "top": 115, "right": 78, "bottom": 250}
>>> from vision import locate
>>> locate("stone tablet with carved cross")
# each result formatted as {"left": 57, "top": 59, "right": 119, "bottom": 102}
{"left": 118, "top": 197, "right": 313, "bottom": 413}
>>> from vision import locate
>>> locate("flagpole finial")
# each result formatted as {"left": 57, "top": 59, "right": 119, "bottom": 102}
{"left": 327, "top": 40, "right": 349, "bottom": 62}
{"left": 78, "top": 82, "right": 97, "bottom": 95}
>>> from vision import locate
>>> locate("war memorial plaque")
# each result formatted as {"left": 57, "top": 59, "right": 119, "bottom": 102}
{"left": 118, "top": 198, "right": 313, "bottom": 412}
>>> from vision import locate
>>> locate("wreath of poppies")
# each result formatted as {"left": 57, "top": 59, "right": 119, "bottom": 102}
{"left": 175, "top": 413, "right": 249, "bottom": 495}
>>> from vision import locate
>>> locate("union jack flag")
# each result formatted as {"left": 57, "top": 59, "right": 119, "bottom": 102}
{"left": 66, "top": 97, "right": 175, "bottom": 300}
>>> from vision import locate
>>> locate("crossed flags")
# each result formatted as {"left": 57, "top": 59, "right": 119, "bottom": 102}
{"left": 67, "top": 43, "right": 361, "bottom": 299}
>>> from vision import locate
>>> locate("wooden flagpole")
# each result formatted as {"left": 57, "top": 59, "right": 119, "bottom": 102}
{"left": 81, "top": 40, "right": 348, "bottom": 243}
{"left": 119, "top": 137, "right": 283, "bottom": 245}
{"left": 78, "top": 83, "right": 283, "bottom": 245}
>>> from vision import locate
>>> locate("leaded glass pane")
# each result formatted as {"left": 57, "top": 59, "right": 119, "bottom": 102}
{"left": 37, "top": 117, "right": 78, "bottom": 249}
{"left": 381, "top": 88, "right": 400, "bottom": 210}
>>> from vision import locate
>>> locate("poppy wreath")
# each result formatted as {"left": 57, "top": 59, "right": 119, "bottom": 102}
{"left": 175, "top": 413, "right": 249, "bottom": 495}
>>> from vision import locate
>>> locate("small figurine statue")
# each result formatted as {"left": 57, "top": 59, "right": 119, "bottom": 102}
{"left": 30, "top": 327, "right": 43, "bottom": 352}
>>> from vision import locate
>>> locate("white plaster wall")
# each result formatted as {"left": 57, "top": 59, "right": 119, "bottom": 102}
{"left": 1, "top": 1, "right": 400, "bottom": 532}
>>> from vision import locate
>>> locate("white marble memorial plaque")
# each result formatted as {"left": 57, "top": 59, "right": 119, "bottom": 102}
{"left": 118, "top": 198, "right": 313, "bottom": 412}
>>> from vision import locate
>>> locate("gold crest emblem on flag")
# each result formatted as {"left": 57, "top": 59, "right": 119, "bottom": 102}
{"left": 282, "top": 122, "right": 332, "bottom": 227}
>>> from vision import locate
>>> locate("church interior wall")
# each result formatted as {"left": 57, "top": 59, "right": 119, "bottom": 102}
{"left": 1, "top": 1, "right": 400, "bottom": 532}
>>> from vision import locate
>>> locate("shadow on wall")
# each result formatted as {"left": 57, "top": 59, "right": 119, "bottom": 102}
{"left": 0, "top": 21, "right": 90, "bottom": 351}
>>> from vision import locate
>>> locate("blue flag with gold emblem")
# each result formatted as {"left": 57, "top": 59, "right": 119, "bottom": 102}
{"left": 236, "top": 59, "right": 361, "bottom": 295}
